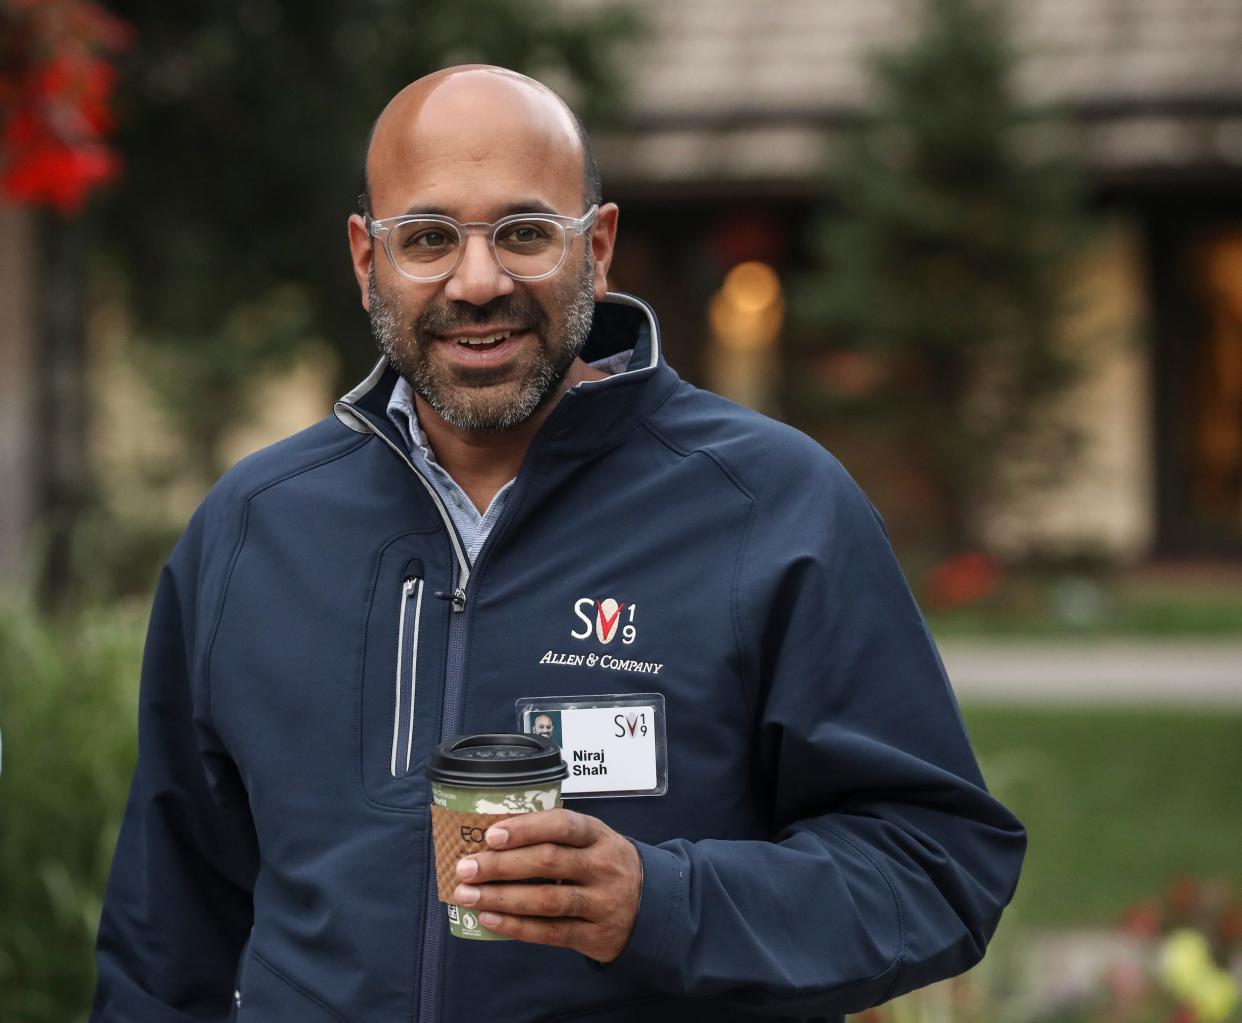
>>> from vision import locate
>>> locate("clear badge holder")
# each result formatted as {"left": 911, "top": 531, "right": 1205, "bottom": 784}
{"left": 515, "top": 693, "right": 668, "bottom": 798}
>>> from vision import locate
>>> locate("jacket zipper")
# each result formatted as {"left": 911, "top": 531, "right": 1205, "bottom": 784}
{"left": 414, "top": 410, "right": 563, "bottom": 1023}
{"left": 333, "top": 394, "right": 568, "bottom": 1023}
{"left": 390, "top": 564, "right": 425, "bottom": 777}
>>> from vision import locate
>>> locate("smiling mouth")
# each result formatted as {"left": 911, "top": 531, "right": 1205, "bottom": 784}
{"left": 430, "top": 327, "right": 539, "bottom": 363}
{"left": 430, "top": 324, "right": 535, "bottom": 352}
{"left": 452, "top": 330, "right": 513, "bottom": 352}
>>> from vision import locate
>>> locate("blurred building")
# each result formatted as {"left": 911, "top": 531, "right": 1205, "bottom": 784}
{"left": 572, "top": 0, "right": 1242, "bottom": 561}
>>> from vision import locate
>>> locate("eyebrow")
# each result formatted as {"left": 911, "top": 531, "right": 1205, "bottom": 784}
{"left": 399, "top": 200, "right": 563, "bottom": 219}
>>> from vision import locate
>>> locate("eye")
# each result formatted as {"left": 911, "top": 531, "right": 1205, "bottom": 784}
{"left": 497, "top": 220, "right": 553, "bottom": 249}
{"left": 404, "top": 227, "right": 455, "bottom": 249}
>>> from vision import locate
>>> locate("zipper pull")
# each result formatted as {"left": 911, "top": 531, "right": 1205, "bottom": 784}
{"left": 433, "top": 587, "right": 468, "bottom": 612}
{"left": 402, "top": 558, "right": 424, "bottom": 597}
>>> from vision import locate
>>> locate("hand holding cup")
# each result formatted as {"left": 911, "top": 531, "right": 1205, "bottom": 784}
{"left": 452, "top": 807, "right": 642, "bottom": 963}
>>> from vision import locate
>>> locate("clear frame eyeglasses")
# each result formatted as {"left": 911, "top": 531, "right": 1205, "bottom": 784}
{"left": 366, "top": 204, "right": 598, "bottom": 283}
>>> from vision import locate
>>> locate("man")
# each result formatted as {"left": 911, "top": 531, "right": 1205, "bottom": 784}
{"left": 532, "top": 713, "right": 556, "bottom": 739}
{"left": 92, "top": 66, "right": 1025, "bottom": 1022}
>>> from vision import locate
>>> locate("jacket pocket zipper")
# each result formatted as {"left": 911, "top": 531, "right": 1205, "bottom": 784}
{"left": 390, "top": 562, "right": 425, "bottom": 777}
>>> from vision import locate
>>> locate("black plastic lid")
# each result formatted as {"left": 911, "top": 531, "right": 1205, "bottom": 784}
{"left": 426, "top": 733, "right": 568, "bottom": 788}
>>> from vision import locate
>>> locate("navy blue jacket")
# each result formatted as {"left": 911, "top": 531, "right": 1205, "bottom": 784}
{"left": 92, "top": 293, "right": 1025, "bottom": 1022}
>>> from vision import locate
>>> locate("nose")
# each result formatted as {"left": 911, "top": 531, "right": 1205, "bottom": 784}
{"left": 442, "top": 233, "right": 514, "bottom": 305}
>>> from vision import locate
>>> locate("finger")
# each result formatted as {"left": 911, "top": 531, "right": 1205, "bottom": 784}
{"left": 457, "top": 843, "right": 589, "bottom": 884}
{"left": 487, "top": 808, "right": 598, "bottom": 850}
{"left": 476, "top": 910, "right": 585, "bottom": 951}
{"left": 452, "top": 881, "right": 593, "bottom": 920}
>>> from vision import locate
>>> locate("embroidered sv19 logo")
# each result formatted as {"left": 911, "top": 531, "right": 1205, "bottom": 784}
{"left": 570, "top": 598, "right": 638, "bottom": 646}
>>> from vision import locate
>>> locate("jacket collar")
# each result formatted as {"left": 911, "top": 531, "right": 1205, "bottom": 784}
{"left": 334, "top": 292, "right": 679, "bottom": 460}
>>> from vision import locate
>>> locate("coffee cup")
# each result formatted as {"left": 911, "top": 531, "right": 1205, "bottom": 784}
{"left": 426, "top": 733, "right": 567, "bottom": 940}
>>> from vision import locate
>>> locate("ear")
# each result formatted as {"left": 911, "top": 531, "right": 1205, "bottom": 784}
{"left": 589, "top": 203, "right": 619, "bottom": 300}
{"left": 347, "top": 213, "right": 374, "bottom": 310}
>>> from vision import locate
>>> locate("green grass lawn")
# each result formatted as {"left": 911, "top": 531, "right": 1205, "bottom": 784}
{"left": 962, "top": 703, "right": 1242, "bottom": 928}
{"left": 926, "top": 588, "right": 1242, "bottom": 638}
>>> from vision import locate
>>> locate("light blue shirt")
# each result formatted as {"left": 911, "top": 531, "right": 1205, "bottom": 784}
{"left": 385, "top": 351, "right": 631, "bottom": 563}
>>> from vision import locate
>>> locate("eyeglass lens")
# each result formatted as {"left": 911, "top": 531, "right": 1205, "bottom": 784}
{"left": 388, "top": 218, "right": 568, "bottom": 279}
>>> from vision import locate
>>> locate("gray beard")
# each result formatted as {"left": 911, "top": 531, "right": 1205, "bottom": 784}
{"left": 368, "top": 257, "right": 596, "bottom": 433}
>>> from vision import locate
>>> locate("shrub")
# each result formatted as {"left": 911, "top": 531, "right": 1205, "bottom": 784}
{"left": 0, "top": 599, "right": 145, "bottom": 1023}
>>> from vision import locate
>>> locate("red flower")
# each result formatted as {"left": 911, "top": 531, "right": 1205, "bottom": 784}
{"left": 1168, "top": 877, "right": 1201, "bottom": 918}
{"left": 1, "top": 138, "right": 118, "bottom": 212}
{"left": 0, "top": 0, "right": 131, "bottom": 214}
{"left": 1121, "top": 901, "right": 1164, "bottom": 939}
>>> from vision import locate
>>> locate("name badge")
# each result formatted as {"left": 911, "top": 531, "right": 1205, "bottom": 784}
{"left": 515, "top": 693, "right": 668, "bottom": 798}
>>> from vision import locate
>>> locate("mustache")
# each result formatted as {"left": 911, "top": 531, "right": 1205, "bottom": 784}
{"left": 415, "top": 294, "right": 547, "bottom": 335}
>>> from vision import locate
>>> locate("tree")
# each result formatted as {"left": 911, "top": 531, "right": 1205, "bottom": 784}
{"left": 0, "top": 0, "right": 132, "bottom": 610}
{"left": 794, "top": 0, "right": 1085, "bottom": 554}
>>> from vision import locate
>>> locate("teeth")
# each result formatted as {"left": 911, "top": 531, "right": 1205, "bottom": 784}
{"left": 456, "top": 330, "right": 513, "bottom": 346}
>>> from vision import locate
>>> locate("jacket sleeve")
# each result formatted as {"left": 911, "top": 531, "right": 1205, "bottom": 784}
{"left": 606, "top": 451, "right": 1026, "bottom": 1016}
{"left": 91, "top": 508, "right": 260, "bottom": 1022}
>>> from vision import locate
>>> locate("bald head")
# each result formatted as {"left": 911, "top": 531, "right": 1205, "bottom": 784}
{"left": 344, "top": 64, "right": 621, "bottom": 438}
{"left": 358, "top": 66, "right": 601, "bottom": 216}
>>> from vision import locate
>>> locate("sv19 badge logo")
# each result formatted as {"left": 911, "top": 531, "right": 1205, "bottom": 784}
{"left": 570, "top": 598, "right": 637, "bottom": 646}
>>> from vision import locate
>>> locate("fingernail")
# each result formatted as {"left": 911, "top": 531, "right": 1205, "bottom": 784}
{"left": 480, "top": 912, "right": 502, "bottom": 928}
{"left": 454, "top": 884, "right": 480, "bottom": 906}
{"left": 455, "top": 858, "right": 478, "bottom": 880}
{"left": 485, "top": 827, "right": 509, "bottom": 848}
